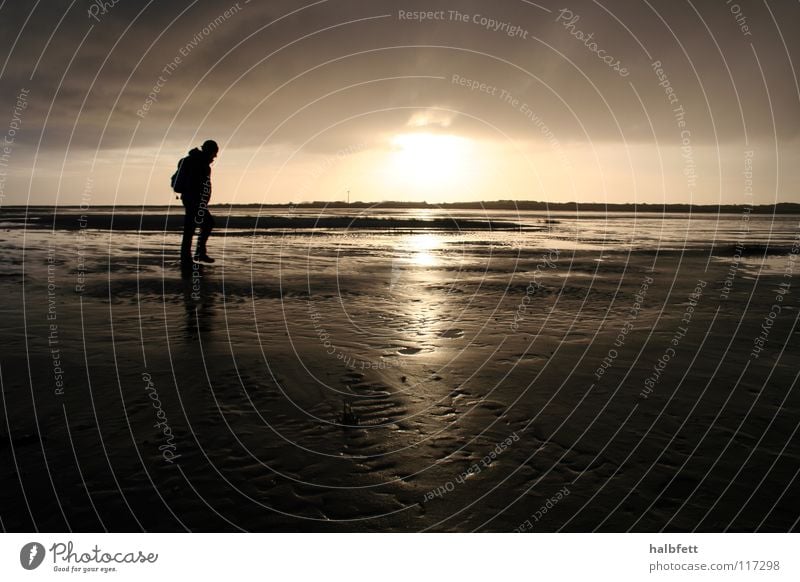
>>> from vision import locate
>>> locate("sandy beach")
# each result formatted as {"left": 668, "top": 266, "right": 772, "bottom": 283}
{"left": 0, "top": 208, "right": 798, "bottom": 531}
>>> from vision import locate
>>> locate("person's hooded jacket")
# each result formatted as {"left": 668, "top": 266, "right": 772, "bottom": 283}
{"left": 173, "top": 147, "right": 212, "bottom": 203}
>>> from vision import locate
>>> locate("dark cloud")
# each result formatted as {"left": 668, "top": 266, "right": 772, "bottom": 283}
{"left": 0, "top": 0, "right": 797, "bottom": 203}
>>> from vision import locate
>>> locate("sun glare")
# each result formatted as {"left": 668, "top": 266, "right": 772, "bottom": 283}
{"left": 408, "top": 233, "right": 441, "bottom": 267}
{"left": 383, "top": 132, "right": 473, "bottom": 194}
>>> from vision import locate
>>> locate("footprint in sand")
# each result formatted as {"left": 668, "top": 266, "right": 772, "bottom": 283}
{"left": 398, "top": 346, "right": 423, "bottom": 355}
{"left": 439, "top": 328, "right": 464, "bottom": 339}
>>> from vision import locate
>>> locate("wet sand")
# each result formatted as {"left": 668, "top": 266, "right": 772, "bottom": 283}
{"left": 0, "top": 214, "right": 798, "bottom": 531}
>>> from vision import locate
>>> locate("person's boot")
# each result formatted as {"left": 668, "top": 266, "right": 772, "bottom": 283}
{"left": 180, "top": 252, "right": 194, "bottom": 271}
{"left": 193, "top": 250, "right": 215, "bottom": 263}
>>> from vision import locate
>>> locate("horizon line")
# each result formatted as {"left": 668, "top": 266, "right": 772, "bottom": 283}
{"left": 6, "top": 200, "right": 800, "bottom": 212}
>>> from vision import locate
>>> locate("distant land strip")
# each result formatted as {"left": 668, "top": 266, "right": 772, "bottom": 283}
{"left": 231, "top": 201, "right": 800, "bottom": 214}
{"left": 8, "top": 201, "right": 800, "bottom": 213}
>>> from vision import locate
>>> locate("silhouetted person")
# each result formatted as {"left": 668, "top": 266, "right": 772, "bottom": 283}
{"left": 172, "top": 140, "right": 218, "bottom": 265}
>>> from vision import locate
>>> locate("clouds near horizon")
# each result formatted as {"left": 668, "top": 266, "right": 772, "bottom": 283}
{"left": 1, "top": 0, "right": 798, "bottom": 205}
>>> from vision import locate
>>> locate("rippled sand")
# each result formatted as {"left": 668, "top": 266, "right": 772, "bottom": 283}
{"left": 1, "top": 214, "right": 798, "bottom": 531}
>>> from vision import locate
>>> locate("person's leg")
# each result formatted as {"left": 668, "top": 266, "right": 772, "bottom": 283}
{"left": 195, "top": 207, "right": 215, "bottom": 259}
{"left": 181, "top": 199, "right": 197, "bottom": 263}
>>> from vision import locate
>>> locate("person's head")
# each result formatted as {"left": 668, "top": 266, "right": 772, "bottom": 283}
{"left": 201, "top": 139, "right": 219, "bottom": 162}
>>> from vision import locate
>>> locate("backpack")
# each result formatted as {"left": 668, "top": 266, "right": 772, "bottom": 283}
{"left": 170, "top": 157, "right": 191, "bottom": 194}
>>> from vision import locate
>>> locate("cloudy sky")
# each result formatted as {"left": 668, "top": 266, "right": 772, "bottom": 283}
{"left": 0, "top": 0, "right": 798, "bottom": 205}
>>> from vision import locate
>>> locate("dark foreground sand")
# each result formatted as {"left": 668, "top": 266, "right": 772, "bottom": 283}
{"left": 0, "top": 219, "right": 798, "bottom": 532}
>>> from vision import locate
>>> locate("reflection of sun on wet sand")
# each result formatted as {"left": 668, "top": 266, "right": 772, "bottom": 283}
{"left": 0, "top": 209, "right": 798, "bottom": 531}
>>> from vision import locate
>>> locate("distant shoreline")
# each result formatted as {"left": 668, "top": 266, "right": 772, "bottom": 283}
{"left": 5, "top": 201, "right": 800, "bottom": 214}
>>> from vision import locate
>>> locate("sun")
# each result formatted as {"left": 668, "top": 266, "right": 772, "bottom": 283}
{"left": 382, "top": 132, "right": 473, "bottom": 193}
